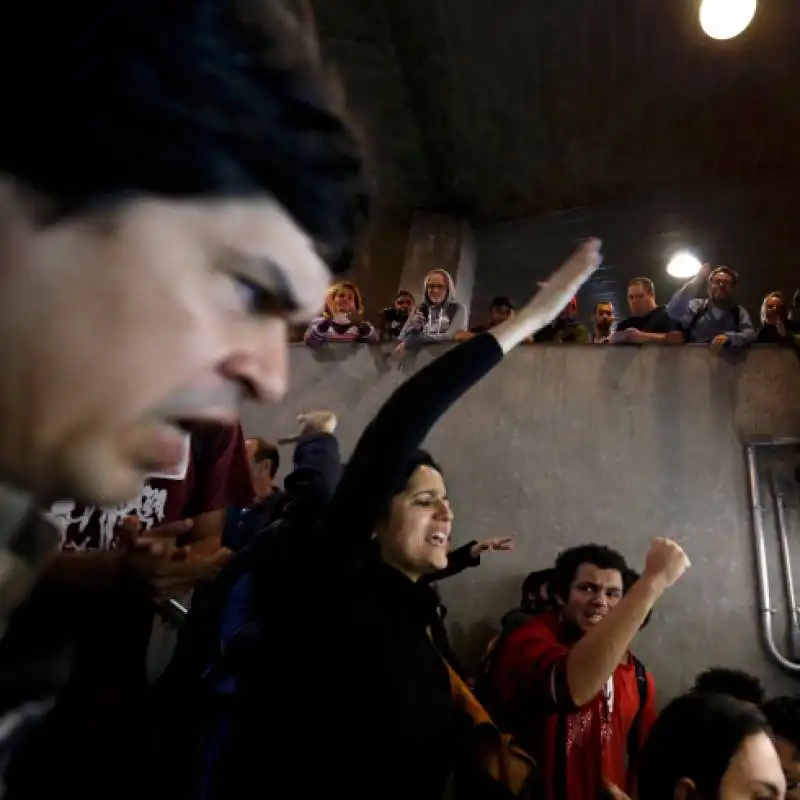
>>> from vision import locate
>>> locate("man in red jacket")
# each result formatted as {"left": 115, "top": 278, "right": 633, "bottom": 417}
{"left": 489, "top": 539, "right": 690, "bottom": 800}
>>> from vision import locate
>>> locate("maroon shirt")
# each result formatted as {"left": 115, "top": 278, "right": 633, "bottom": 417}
{"left": 50, "top": 424, "right": 254, "bottom": 698}
{"left": 48, "top": 424, "right": 254, "bottom": 550}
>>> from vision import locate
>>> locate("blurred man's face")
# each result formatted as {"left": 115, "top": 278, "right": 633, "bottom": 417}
{"left": 627, "top": 282, "right": 656, "bottom": 317}
{"left": 594, "top": 303, "right": 614, "bottom": 331}
{"left": 489, "top": 304, "right": 513, "bottom": 326}
{"left": 394, "top": 293, "right": 414, "bottom": 313}
{"left": 0, "top": 182, "right": 329, "bottom": 504}
{"left": 709, "top": 270, "right": 735, "bottom": 303}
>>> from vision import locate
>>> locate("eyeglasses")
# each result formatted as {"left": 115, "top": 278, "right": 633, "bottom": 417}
{"left": 427, "top": 283, "right": 446, "bottom": 291}
{"left": 710, "top": 278, "right": 733, "bottom": 288}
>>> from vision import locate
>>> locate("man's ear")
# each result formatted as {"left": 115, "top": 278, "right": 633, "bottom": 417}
{"left": 675, "top": 777, "right": 697, "bottom": 800}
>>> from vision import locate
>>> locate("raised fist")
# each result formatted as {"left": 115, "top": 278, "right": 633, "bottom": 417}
{"left": 642, "top": 537, "right": 690, "bottom": 589}
{"left": 297, "top": 410, "right": 338, "bottom": 436}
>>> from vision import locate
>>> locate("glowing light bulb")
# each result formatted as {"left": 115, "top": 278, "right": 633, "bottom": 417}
{"left": 699, "top": 0, "right": 757, "bottom": 40}
{"left": 666, "top": 252, "right": 702, "bottom": 279}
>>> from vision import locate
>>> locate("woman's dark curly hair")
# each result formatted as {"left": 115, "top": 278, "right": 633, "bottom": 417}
{"left": 0, "top": 0, "right": 369, "bottom": 272}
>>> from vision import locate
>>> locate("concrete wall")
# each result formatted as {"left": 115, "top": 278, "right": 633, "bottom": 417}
{"left": 241, "top": 343, "right": 800, "bottom": 702}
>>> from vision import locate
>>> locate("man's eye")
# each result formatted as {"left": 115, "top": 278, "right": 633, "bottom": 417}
{"left": 234, "top": 277, "right": 284, "bottom": 315}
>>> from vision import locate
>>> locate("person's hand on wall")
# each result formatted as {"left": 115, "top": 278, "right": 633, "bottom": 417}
{"left": 610, "top": 329, "right": 631, "bottom": 344}
{"left": 624, "top": 328, "right": 646, "bottom": 344}
{"left": 710, "top": 334, "right": 729, "bottom": 354}
{"left": 470, "top": 537, "right": 514, "bottom": 558}
{"left": 642, "top": 537, "right": 690, "bottom": 590}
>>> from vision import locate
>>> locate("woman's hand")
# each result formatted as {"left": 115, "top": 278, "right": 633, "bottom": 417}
{"left": 490, "top": 239, "right": 601, "bottom": 354}
{"left": 470, "top": 536, "right": 514, "bottom": 559}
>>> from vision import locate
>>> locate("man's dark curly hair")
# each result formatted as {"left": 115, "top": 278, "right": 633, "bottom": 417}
{"left": 0, "top": 0, "right": 369, "bottom": 272}
{"left": 762, "top": 695, "right": 800, "bottom": 750}
{"left": 550, "top": 543, "right": 628, "bottom": 602}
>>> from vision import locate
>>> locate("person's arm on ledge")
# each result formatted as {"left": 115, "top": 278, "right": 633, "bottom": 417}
{"left": 321, "top": 240, "right": 602, "bottom": 564}
{"left": 723, "top": 306, "right": 757, "bottom": 348}
{"left": 627, "top": 330, "right": 685, "bottom": 345}
{"left": 566, "top": 538, "right": 689, "bottom": 706}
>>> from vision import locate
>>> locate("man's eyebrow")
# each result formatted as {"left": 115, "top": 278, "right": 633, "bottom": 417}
{"left": 220, "top": 250, "right": 301, "bottom": 312}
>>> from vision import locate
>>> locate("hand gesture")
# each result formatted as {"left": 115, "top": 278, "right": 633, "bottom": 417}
{"left": 470, "top": 536, "right": 514, "bottom": 559}
{"left": 642, "top": 537, "right": 690, "bottom": 589}
{"left": 698, "top": 262, "right": 711, "bottom": 281}
{"left": 777, "top": 318, "right": 787, "bottom": 338}
{"left": 298, "top": 410, "right": 338, "bottom": 436}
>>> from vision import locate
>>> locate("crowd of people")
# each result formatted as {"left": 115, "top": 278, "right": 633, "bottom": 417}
{"left": 300, "top": 265, "right": 800, "bottom": 355}
{"left": 0, "top": 1, "right": 796, "bottom": 800}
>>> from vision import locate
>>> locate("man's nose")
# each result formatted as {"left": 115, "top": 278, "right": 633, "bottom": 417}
{"left": 219, "top": 319, "right": 289, "bottom": 403}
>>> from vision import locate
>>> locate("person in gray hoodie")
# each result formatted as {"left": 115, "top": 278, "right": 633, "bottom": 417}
{"left": 396, "top": 269, "right": 468, "bottom": 350}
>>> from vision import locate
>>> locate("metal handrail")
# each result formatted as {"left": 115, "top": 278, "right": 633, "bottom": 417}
{"left": 746, "top": 442, "right": 800, "bottom": 672}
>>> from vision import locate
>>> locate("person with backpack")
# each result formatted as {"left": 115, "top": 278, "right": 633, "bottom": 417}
{"left": 666, "top": 263, "right": 756, "bottom": 352}
{"left": 396, "top": 268, "right": 468, "bottom": 352}
{"left": 159, "top": 239, "right": 603, "bottom": 800}
{"left": 487, "top": 541, "right": 690, "bottom": 800}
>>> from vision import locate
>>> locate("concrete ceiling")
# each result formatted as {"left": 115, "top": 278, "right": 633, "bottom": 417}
{"left": 313, "top": 0, "right": 800, "bottom": 223}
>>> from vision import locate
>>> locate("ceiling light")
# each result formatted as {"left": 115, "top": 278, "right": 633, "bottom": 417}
{"left": 699, "top": 0, "right": 757, "bottom": 40}
{"left": 666, "top": 252, "right": 702, "bottom": 279}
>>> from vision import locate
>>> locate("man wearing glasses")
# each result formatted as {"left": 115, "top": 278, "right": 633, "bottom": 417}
{"left": 666, "top": 262, "right": 756, "bottom": 352}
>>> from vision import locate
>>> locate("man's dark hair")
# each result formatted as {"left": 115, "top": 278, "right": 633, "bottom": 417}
{"left": 594, "top": 300, "right": 614, "bottom": 312}
{"left": 637, "top": 692, "right": 769, "bottom": 800}
{"left": 629, "top": 277, "right": 655, "bottom": 295}
{"left": 520, "top": 568, "right": 553, "bottom": 610}
{"left": 490, "top": 296, "right": 515, "bottom": 311}
{"left": 762, "top": 695, "right": 800, "bottom": 750}
{"left": 250, "top": 438, "right": 280, "bottom": 479}
{"left": 691, "top": 668, "right": 765, "bottom": 706}
{"left": 550, "top": 544, "right": 628, "bottom": 602}
{"left": 2, "top": 0, "right": 370, "bottom": 272}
